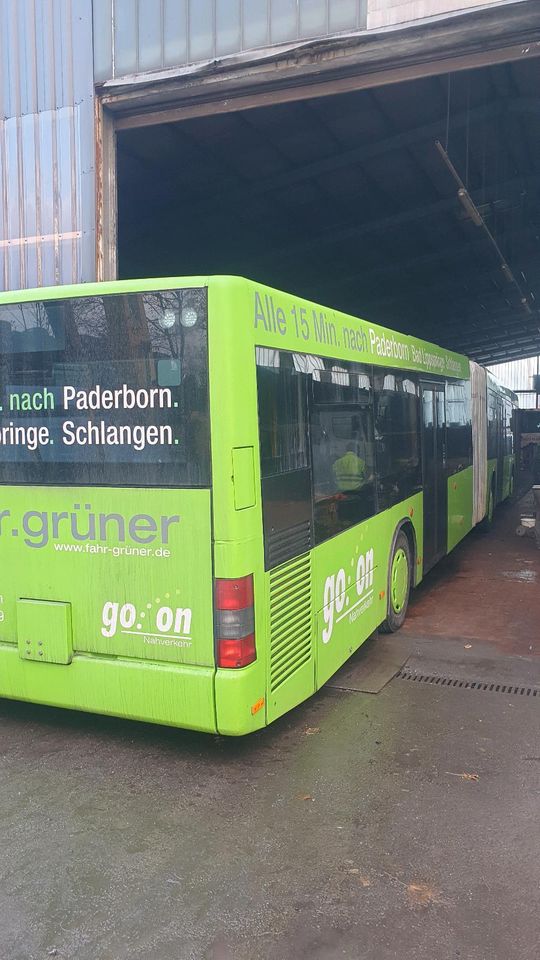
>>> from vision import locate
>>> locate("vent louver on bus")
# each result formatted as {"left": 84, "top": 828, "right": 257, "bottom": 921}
{"left": 266, "top": 519, "right": 312, "bottom": 569}
{"left": 269, "top": 552, "right": 312, "bottom": 693}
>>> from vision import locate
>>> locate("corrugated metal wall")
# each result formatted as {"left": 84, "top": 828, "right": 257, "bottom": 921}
{"left": 488, "top": 356, "right": 540, "bottom": 408}
{"left": 0, "top": 0, "right": 95, "bottom": 291}
{"left": 93, "top": 0, "right": 367, "bottom": 82}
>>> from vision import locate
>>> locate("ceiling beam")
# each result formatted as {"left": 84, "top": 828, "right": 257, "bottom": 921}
{"left": 442, "top": 321, "right": 540, "bottom": 348}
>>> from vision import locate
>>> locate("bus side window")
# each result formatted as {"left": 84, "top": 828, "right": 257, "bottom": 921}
{"left": 0, "top": 289, "right": 210, "bottom": 488}
{"left": 504, "top": 399, "right": 513, "bottom": 456}
{"left": 374, "top": 371, "right": 421, "bottom": 509}
{"left": 446, "top": 379, "right": 472, "bottom": 474}
{"left": 256, "top": 351, "right": 313, "bottom": 569}
{"left": 487, "top": 388, "right": 499, "bottom": 460}
{"left": 310, "top": 363, "right": 377, "bottom": 545}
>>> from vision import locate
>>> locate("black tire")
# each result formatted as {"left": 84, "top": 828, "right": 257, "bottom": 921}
{"left": 380, "top": 530, "right": 412, "bottom": 634}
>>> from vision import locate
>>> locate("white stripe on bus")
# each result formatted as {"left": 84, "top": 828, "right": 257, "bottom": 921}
{"left": 335, "top": 589, "right": 374, "bottom": 623}
{"left": 121, "top": 630, "right": 192, "bottom": 641}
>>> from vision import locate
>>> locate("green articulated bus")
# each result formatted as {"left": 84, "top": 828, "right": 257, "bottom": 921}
{"left": 0, "top": 277, "right": 517, "bottom": 734}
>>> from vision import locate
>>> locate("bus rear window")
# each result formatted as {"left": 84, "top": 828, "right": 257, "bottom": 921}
{"left": 0, "top": 288, "right": 210, "bottom": 487}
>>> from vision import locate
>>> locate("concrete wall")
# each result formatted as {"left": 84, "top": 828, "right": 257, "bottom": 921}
{"left": 367, "top": 0, "right": 505, "bottom": 30}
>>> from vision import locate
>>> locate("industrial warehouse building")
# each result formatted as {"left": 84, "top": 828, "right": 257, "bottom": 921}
{"left": 0, "top": 0, "right": 539, "bottom": 381}
{"left": 1, "top": 8, "right": 540, "bottom": 957}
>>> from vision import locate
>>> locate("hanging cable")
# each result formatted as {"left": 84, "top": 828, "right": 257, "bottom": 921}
{"left": 435, "top": 139, "right": 533, "bottom": 316}
{"left": 465, "top": 77, "right": 470, "bottom": 189}
{"left": 445, "top": 74, "right": 451, "bottom": 152}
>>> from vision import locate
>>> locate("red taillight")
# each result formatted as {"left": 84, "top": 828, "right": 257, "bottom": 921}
{"left": 215, "top": 576, "right": 254, "bottom": 611}
{"left": 217, "top": 634, "right": 256, "bottom": 669}
{"left": 215, "top": 575, "right": 256, "bottom": 669}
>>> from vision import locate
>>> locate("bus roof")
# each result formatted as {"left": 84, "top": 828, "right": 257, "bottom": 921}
{"left": 0, "top": 275, "right": 210, "bottom": 304}
{"left": 0, "top": 274, "right": 476, "bottom": 382}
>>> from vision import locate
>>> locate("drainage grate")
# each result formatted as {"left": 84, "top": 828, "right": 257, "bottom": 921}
{"left": 395, "top": 669, "right": 539, "bottom": 698}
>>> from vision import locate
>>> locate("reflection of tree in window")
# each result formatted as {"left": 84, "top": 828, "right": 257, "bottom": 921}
{"left": 0, "top": 288, "right": 210, "bottom": 487}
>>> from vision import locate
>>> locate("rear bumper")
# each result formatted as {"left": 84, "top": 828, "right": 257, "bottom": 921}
{"left": 0, "top": 644, "right": 217, "bottom": 732}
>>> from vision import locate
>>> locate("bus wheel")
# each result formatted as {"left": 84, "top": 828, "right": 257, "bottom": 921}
{"left": 381, "top": 531, "right": 411, "bottom": 634}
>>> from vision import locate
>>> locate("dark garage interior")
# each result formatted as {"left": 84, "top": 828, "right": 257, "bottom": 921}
{"left": 116, "top": 56, "right": 540, "bottom": 367}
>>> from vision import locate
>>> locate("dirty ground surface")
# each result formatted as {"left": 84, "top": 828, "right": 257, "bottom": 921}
{"left": 1, "top": 494, "right": 539, "bottom": 960}
{"left": 402, "top": 488, "right": 540, "bottom": 657}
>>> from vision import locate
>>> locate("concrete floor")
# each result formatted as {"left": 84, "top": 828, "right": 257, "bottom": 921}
{"left": 1, "top": 494, "right": 539, "bottom": 960}
{"left": 402, "top": 489, "right": 540, "bottom": 657}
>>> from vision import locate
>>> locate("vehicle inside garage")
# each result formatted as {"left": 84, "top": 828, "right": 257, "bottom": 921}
{"left": 112, "top": 45, "right": 540, "bottom": 725}
{"left": 115, "top": 56, "right": 540, "bottom": 366}
{"left": 112, "top": 47, "right": 540, "bottom": 677}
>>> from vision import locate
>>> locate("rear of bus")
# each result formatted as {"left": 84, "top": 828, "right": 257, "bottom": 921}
{"left": 0, "top": 280, "right": 226, "bottom": 732}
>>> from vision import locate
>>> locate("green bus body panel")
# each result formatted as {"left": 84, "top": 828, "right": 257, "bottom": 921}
{"left": 215, "top": 662, "right": 266, "bottom": 735}
{"left": 502, "top": 454, "right": 514, "bottom": 500}
{"left": 0, "top": 484, "right": 217, "bottom": 729}
{"left": 0, "top": 486, "right": 214, "bottom": 666}
{"left": 248, "top": 279, "right": 470, "bottom": 379}
{"left": 487, "top": 456, "right": 514, "bottom": 508}
{"left": 312, "top": 494, "right": 422, "bottom": 690}
{"left": 0, "top": 645, "right": 216, "bottom": 730}
{"left": 261, "top": 495, "right": 422, "bottom": 724}
{"left": 447, "top": 466, "right": 474, "bottom": 552}
{"left": 231, "top": 446, "right": 256, "bottom": 510}
{"left": 0, "top": 276, "right": 517, "bottom": 734}
{"left": 0, "top": 274, "right": 471, "bottom": 383}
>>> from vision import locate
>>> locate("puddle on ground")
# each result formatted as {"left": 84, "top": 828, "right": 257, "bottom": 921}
{"left": 500, "top": 569, "right": 538, "bottom": 582}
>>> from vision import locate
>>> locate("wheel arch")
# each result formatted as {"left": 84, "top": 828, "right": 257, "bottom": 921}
{"left": 388, "top": 517, "right": 418, "bottom": 587}
{"left": 380, "top": 516, "right": 417, "bottom": 634}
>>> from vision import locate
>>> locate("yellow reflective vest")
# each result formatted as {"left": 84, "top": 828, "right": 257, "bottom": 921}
{"left": 333, "top": 451, "right": 366, "bottom": 492}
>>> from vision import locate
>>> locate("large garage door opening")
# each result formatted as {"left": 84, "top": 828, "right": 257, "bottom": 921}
{"left": 115, "top": 56, "right": 540, "bottom": 366}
